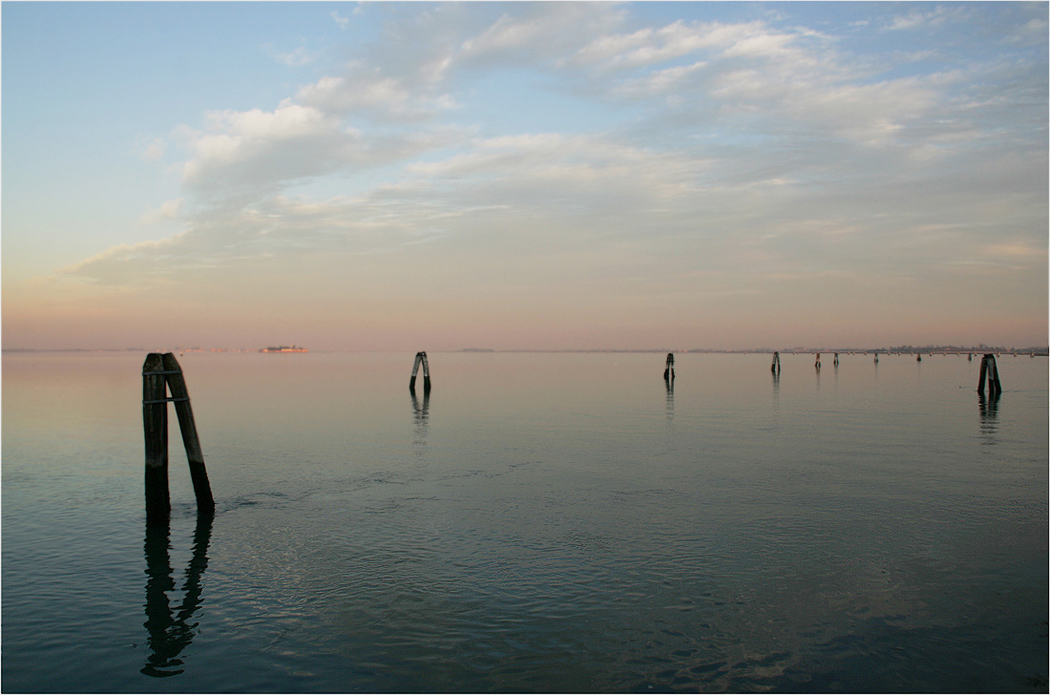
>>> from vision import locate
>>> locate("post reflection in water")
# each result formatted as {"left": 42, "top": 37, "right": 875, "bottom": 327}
{"left": 978, "top": 391, "right": 1000, "bottom": 444}
{"left": 664, "top": 377, "right": 674, "bottom": 421}
{"left": 411, "top": 390, "right": 430, "bottom": 453}
{"left": 771, "top": 369, "right": 780, "bottom": 407}
{"left": 141, "top": 514, "right": 213, "bottom": 678}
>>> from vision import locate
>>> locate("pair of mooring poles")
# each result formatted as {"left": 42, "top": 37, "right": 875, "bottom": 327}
{"left": 409, "top": 351, "right": 431, "bottom": 394}
{"left": 977, "top": 353, "right": 1002, "bottom": 397}
{"left": 143, "top": 353, "right": 214, "bottom": 525}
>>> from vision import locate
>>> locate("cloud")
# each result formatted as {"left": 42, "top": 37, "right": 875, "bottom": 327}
{"left": 459, "top": 3, "right": 625, "bottom": 66}
{"left": 294, "top": 69, "right": 443, "bottom": 121}
{"left": 887, "top": 6, "right": 962, "bottom": 31}
{"left": 52, "top": 1, "right": 1045, "bottom": 351}
{"left": 139, "top": 198, "right": 184, "bottom": 225}
{"left": 141, "top": 138, "right": 166, "bottom": 161}
{"left": 574, "top": 20, "right": 769, "bottom": 70}
{"left": 271, "top": 46, "right": 315, "bottom": 67}
{"left": 331, "top": 11, "right": 350, "bottom": 29}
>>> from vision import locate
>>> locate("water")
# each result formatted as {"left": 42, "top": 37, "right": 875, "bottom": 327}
{"left": 2, "top": 351, "right": 1047, "bottom": 693}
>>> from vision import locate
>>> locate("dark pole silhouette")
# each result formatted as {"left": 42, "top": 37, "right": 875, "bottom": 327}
{"left": 663, "top": 353, "right": 675, "bottom": 382}
{"left": 770, "top": 351, "right": 781, "bottom": 375}
{"left": 143, "top": 354, "right": 170, "bottom": 525}
{"left": 977, "top": 353, "right": 1002, "bottom": 396}
{"left": 143, "top": 353, "right": 214, "bottom": 524}
{"left": 410, "top": 352, "right": 431, "bottom": 395}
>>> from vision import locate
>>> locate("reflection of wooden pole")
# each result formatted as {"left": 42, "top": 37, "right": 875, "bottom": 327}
{"left": 143, "top": 354, "right": 170, "bottom": 525}
{"left": 162, "top": 354, "right": 215, "bottom": 516}
{"left": 143, "top": 353, "right": 214, "bottom": 524}
{"left": 141, "top": 513, "right": 213, "bottom": 678}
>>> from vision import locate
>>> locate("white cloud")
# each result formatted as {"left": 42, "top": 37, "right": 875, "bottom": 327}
{"left": 142, "top": 138, "right": 166, "bottom": 161}
{"left": 57, "top": 0, "right": 1046, "bottom": 341}
{"left": 140, "top": 198, "right": 184, "bottom": 225}
{"left": 272, "top": 46, "right": 315, "bottom": 67}
{"left": 574, "top": 20, "right": 768, "bottom": 70}
{"left": 176, "top": 101, "right": 369, "bottom": 198}
{"left": 887, "top": 5, "right": 965, "bottom": 31}
{"left": 460, "top": 3, "right": 624, "bottom": 66}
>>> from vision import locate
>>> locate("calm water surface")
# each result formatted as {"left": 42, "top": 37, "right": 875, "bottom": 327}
{"left": 2, "top": 351, "right": 1047, "bottom": 692}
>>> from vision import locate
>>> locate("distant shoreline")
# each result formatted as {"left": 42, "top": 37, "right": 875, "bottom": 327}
{"left": 4, "top": 346, "right": 1048, "bottom": 356}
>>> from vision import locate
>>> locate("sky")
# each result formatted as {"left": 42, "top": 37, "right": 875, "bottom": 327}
{"left": 3, "top": 1, "right": 1047, "bottom": 351}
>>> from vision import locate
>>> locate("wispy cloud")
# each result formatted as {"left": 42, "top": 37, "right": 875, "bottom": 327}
{"left": 40, "top": 2, "right": 1047, "bottom": 347}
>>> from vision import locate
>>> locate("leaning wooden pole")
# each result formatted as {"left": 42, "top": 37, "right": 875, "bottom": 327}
{"left": 162, "top": 353, "right": 215, "bottom": 515}
{"left": 143, "top": 354, "right": 170, "bottom": 525}
{"left": 143, "top": 352, "right": 214, "bottom": 524}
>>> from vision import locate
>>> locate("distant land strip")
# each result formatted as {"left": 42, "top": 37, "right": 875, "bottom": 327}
{"left": 4, "top": 346, "right": 1048, "bottom": 356}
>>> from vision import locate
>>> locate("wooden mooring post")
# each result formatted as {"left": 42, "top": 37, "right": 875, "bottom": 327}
{"left": 143, "top": 353, "right": 215, "bottom": 525}
{"left": 663, "top": 353, "right": 675, "bottom": 382}
{"left": 814, "top": 353, "right": 821, "bottom": 370}
{"left": 770, "top": 351, "right": 781, "bottom": 375}
{"left": 977, "top": 353, "right": 1002, "bottom": 397}
{"left": 410, "top": 351, "right": 431, "bottom": 394}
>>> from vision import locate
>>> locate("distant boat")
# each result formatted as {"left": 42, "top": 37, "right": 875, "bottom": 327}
{"left": 260, "top": 345, "right": 308, "bottom": 353}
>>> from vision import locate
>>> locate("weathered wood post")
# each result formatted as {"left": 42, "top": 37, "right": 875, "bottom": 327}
{"left": 977, "top": 353, "right": 1002, "bottom": 396}
{"left": 410, "top": 351, "right": 431, "bottom": 394}
{"left": 873, "top": 352, "right": 879, "bottom": 364}
{"left": 143, "top": 353, "right": 214, "bottom": 524}
{"left": 162, "top": 353, "right": 215, "bottom": 516}
{"left": 770, "top": 351, "right": 781, "bottom": 374}
{"left": 916, "top": 353, "right": 922, "bottom": 362}
{"left": 814, "top": 353, "right": 821, "bottom": 370}
{"left": 663, "top": 353, "right": 675, "bottom": 381}
{"left": 833, "top": 353, "right": 839, "bottom": 367}
{"left": 143, "top": 354, "right": 170, "bottom": 525}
